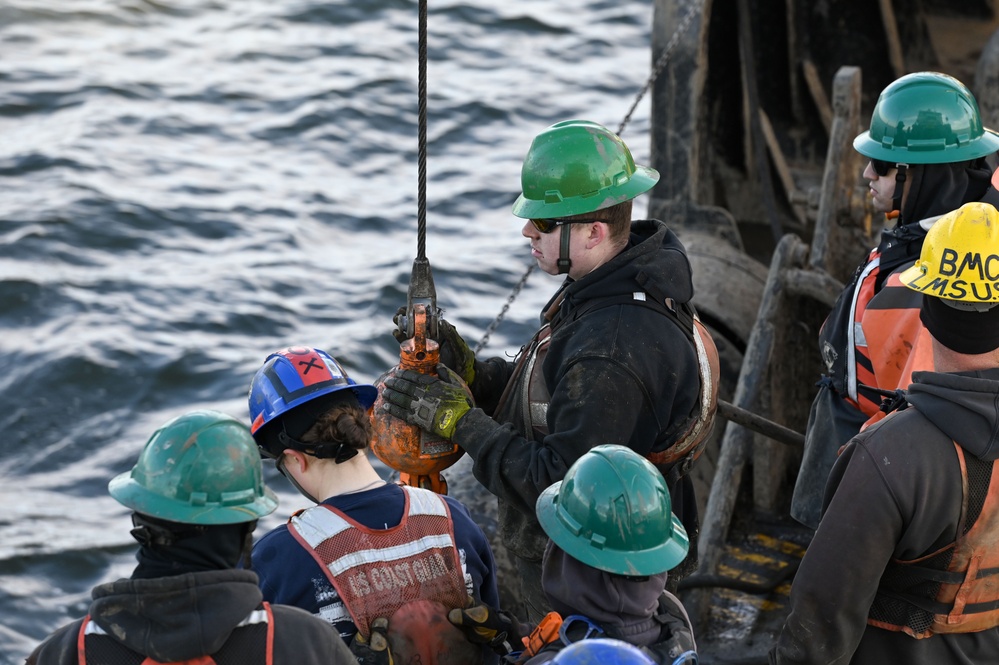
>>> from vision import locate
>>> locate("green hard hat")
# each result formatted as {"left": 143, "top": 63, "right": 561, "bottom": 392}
{"left": 536, "top": 444, "right": 688, "bottom": 576}
{"left": 853, "top": 71, "right": 999, "bottom": 164}
{"left": 109, "top": 410, "right": 278, "bottom": 525}
{"left": 512, "top": 120, "right": 660, "bottom": 219}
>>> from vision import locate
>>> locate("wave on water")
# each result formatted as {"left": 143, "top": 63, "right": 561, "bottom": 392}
{"left": 0, "top": 0, "right": 655, "bottom": 660}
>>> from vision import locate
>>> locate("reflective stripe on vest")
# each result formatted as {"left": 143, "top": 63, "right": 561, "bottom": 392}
{"left": 846, "top": 251, "right": 879, "bottom": 412}
{"left": 869, "top": 444, "right": 999, "bottom": 637}
{"left": 288, "top": 486, "right": 467, "bottom": 639}
{"left": 77, "top": 603, "right": 274, "bottom": 665}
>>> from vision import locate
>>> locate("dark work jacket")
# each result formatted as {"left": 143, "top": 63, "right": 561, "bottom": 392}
{"left": 26, "top": 569, "right": 353, "bottom": 665}
{"left": 455, "top": 219, "right": 701, "bottom": 563}
{"left": 520, "top": 543, "right": 696, "bottom": 664}
{"left": 772, "top": 368, "right": 999, "bottom": 665}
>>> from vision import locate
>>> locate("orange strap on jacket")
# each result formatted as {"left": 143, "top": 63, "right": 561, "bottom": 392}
{"left": 521, "top": 612, "right": 562, "bottom": 658}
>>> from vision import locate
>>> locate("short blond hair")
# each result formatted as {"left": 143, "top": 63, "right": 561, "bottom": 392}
{"left": 558, "top": 200, "right": 632, "bottom": 245}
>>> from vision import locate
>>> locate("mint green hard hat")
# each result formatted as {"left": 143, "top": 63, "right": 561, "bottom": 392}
{"left": 536, "top": 444, "right": 688, "bottom": 576}
{"left": 853, "top": 71, "right": 999, "bottom": 164}
{"left": 109, "top": 410, "right": 278, "bottom": 525}
{"left": 512, "top": 120, "right": 660, "bottom": 219}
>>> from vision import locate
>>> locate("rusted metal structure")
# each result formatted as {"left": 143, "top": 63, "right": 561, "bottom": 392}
{"left": 647, "top": 1, "right": 999, "bottom": 660}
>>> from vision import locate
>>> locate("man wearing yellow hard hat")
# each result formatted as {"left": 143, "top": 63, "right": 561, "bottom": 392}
{"left": 772, "top": 201, "right": 999, "bottom": 665}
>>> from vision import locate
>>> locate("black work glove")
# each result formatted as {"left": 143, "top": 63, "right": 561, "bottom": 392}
{"left": 349, "top": 617, "right": 394, "bottom": 665}
{"left": 392, "top": 307, "right": 478, "bottom": 387}
{"left": 447, "top": 599, "right": 524, "bottom": 656}
{"left": 381, "top": 365, "right": 473, "bottom": 440}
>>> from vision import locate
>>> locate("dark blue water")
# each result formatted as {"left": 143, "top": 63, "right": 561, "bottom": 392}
{"left": 0, "top": 0, "right": 656, "bottom": 659}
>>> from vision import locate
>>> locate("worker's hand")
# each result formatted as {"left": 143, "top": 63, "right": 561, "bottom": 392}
{"left": 448, "top": 599, "right": 524, "bottom": 656}
{"left": 349, "top": 618, "right": 394, "bottom": 665}
{"left": 392, "top": 308, "right": 477, "bottom": 388}
{"left": 391, "top": 306, "right": 411, "bottom": 344}
{"left": 436, "top": 317, "right": 477, "bottom": 387}
{"left": 381, "top": 365, "right": 473, "bottom": 440}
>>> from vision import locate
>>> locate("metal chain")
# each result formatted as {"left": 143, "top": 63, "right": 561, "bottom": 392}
{"left": 474, "top": 4, "right": 701, "bottom": 351}
{"left": 617, "top": 0, "right": 703, "bottom": 136}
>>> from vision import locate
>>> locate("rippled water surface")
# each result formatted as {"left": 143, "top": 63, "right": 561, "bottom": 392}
{"left": 0, "top": 0, "right": 657, "bottom": 659}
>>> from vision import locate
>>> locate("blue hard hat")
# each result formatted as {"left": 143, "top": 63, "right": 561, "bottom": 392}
{"left": 551, "top": 638, "right": 658, "bottom": 665}
{"left": 248, "top": 346, "right": 376, "bottom": 455}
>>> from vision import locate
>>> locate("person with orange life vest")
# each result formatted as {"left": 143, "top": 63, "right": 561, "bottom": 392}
{"left": 448, "top": 445, "right": 697, "bottom": 664}
{"left": 790, "top": 71, "right": 999, "bottom": 529}
{"left": 26, "top": 410, "right": 355, "bottom": 665}
{"left": 247, "top": 346, "right": 501, "bottom": 665}
{"left": 771, "top": 201, "right": 999, "bottom": 665}
{"left": 382, "top": 119, "right": 718, "bottom": 622}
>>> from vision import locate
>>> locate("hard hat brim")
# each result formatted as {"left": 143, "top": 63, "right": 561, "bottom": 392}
{"left": 109, "top": 471, "right": 279, "bottom": 525}
{"left": 897, "top": 262, "right": 926, "bottom": 292}
{"left": 535, "top": 480, "right": 689, "bottom": 577}
{"left": 853, "top": 128, "right": 999, "bottom": 164}
{"left": 511, "top": 165, "right": 660, "bottom": 220}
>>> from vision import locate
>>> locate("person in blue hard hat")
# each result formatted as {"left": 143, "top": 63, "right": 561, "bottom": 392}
{"left": 26, "top": 409, "right": 355, "bottom": 665}
{"left": 550, "top": 638, "right": 659, "bottom": 665}
{"left": 247, "top": 345, "right": 501, "bottom": 665}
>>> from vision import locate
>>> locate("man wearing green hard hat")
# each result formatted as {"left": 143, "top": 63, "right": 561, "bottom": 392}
{"left": 384, "top": 120, "right": 718, "bottom": 621}
{"left": 26, "top": 410, "right": 356, "bottom": 665}
{"left": 792, "top": 71, "right": 999, "bottom": 529}
{"left": 447, "top": 445, "right": 697, "bottom": 663}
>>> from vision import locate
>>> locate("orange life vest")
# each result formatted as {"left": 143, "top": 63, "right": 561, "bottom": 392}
{"left": 858, "top": 269, "right": 935, "bottom": 428}
{"left": 287, "top": 485, "right": 468, "bottom": 639}
{"left": 868, "top": 444, "right": 999, "bottom": 637}
{"left": 77, "top": 603, "right": 274, "bottom": 665}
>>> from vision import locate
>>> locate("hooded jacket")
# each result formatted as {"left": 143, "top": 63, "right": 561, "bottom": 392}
{"left": 791, "top": 159, "right": 995, "bottom": 528}
{"left": 26, "top": 569, "right": 353, "bottom": 665}
{"left": 520, "top": 543, "right": 696, "bottom": 664}
{"left": 772, "top": 368, "right": 999, "bottom": 665}
{"left": 455, "top": 219, "right": 701, "bottom": 564}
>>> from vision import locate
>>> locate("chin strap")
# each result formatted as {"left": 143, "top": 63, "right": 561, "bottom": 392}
{"left": 276, "top": 455, "right": 322, "bottom": 504}
{"left": 891, "top": 164, "right": 908, "bottom": 216}
{"left": 557, "top": 224, "right": 572, "bottom": 274}
{"left": 277, "top": 425, "right": 359, "bottom": 464}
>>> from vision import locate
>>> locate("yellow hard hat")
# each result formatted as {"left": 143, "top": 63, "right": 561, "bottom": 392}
{"left": 899, "top": 201, "right": 999, "bottom": 305}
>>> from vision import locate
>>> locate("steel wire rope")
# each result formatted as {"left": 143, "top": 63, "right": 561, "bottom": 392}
{"left": 474, "top": 0, "right": 704, "bottom": 352}
{"left": 417, "top": 0, "right": 428, "bottom": 261}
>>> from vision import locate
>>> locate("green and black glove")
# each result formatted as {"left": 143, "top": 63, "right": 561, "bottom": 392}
{"left": 349, "top": 617, "right": 394, "bottom": 665}
{"left": 447, "top": 599, "right": 525, "bottom": 657}
{"left": 381, "top": 365, "right": 473, "bottom": 440}
{"left": 392, "top": 307, "right": 477, "bottom": 387}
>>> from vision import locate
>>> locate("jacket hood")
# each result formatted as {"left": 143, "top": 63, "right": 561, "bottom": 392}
{"left": 541, "top": 542, "right": 667, "bottom": 645}
{"left": 899, "top": 159, "right": 992, "bottom": 227}
{"left": 562, "top": 219, "right": 694, "bottom": 309}
{"left": 906, "top": 368, "right": 999, "bottom": 461}
{"left": 879, "top": 159, "right": 993, "bottom": 282}
{"left": 89, "top": 569, "right": 263, "bottom": 662}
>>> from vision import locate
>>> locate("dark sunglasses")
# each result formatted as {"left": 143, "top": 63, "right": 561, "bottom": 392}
{"left": 529, "top": 218, "right": 598, "bottom": 234}
{"left": 870, "top": 159, "right": 896, "bottom": 177}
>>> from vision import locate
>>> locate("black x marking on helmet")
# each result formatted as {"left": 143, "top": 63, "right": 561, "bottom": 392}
{"left": 299, "top": 357, "right": 322, "bottom": 374}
